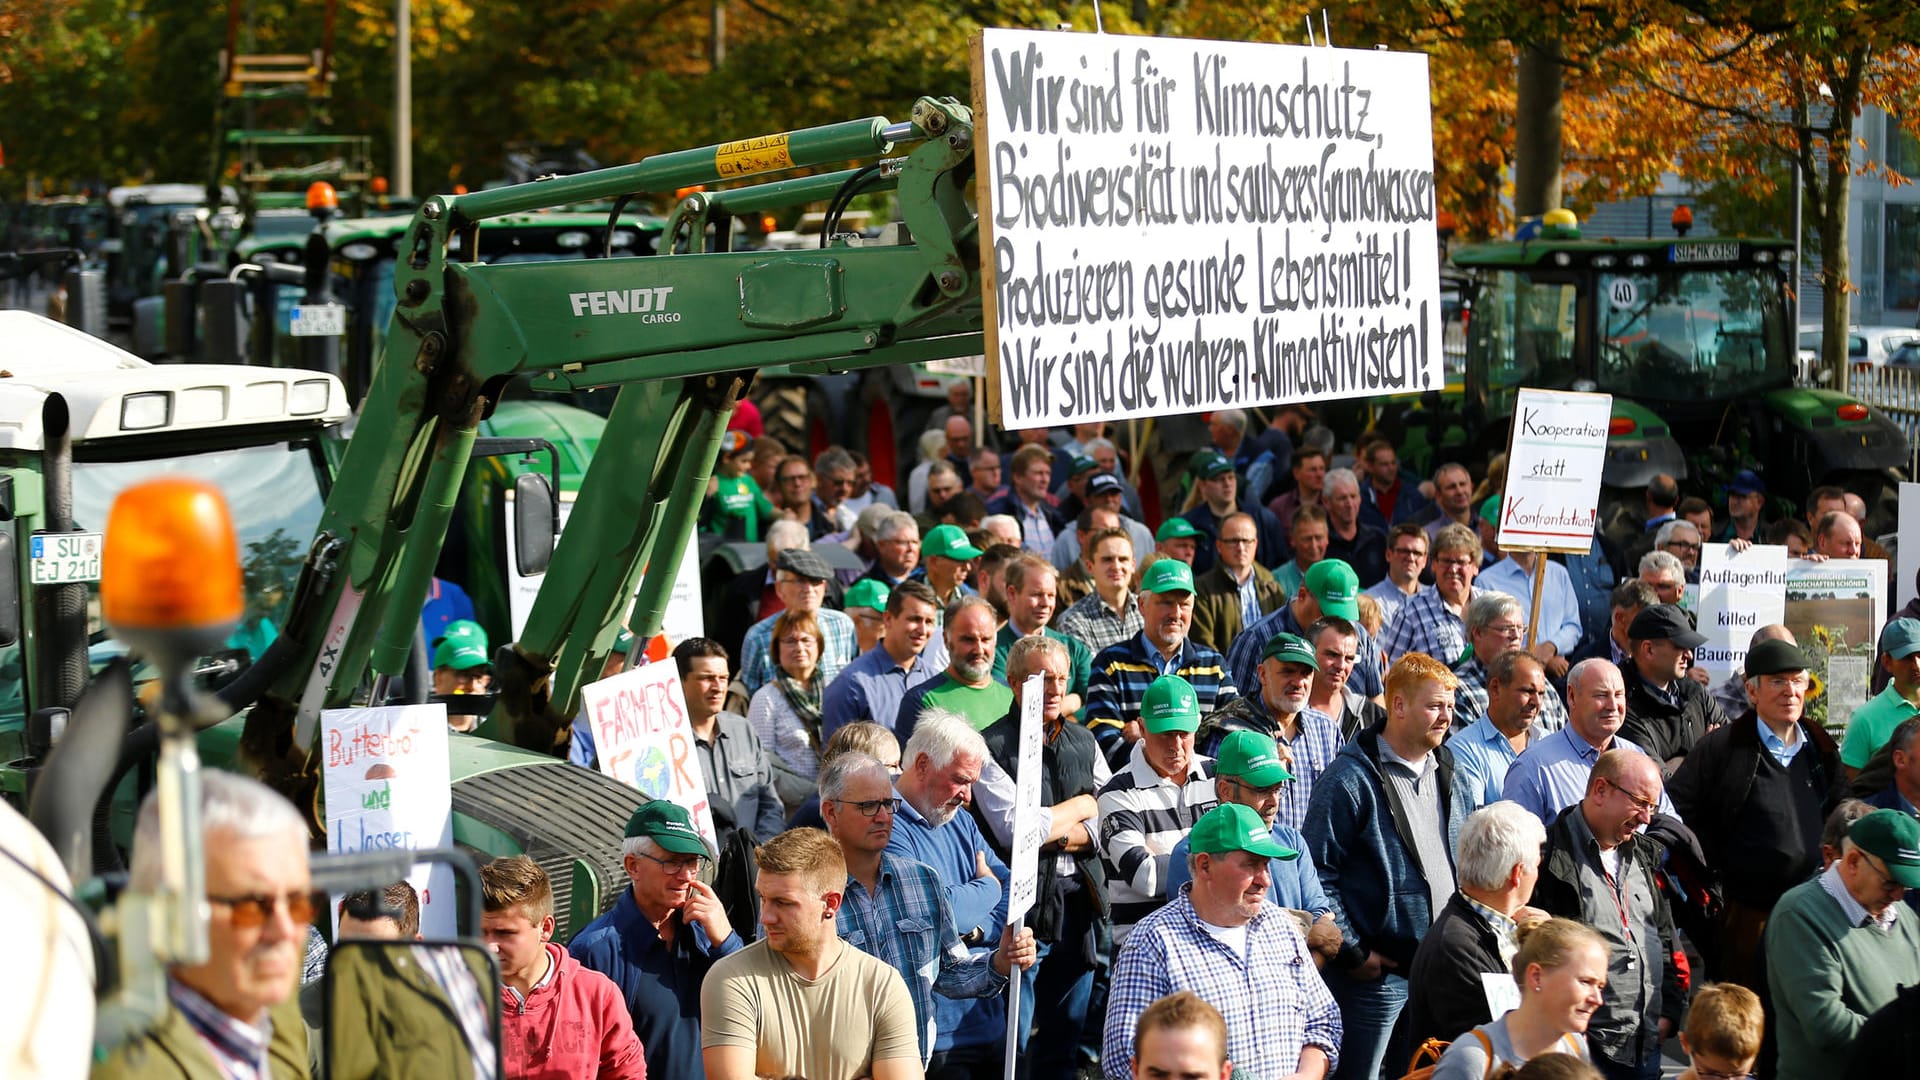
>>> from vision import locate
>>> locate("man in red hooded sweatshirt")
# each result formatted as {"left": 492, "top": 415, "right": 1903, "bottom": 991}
{"left": 481, "top": 855, "right": 648, "bottom": 1079}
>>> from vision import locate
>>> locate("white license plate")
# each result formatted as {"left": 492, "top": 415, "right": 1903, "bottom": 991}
{"left": 1672, "top": 242, "right": 1740, "bottom": 264}
{"left": 30, "top": 532, "right": 103, "bottom": 584}
{"left": 288, "top": 303, "right": 347, "bottom": 337}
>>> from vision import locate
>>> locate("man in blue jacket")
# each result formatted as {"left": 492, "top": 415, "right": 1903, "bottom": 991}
{"left": 569, "top": 800, "right": 744, "bottom": 1080}
{"left": 1304, "top": 651, "right": 1464, "bottom": 1080}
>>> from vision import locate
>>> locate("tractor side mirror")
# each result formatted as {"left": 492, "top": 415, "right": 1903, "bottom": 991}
{"left": 512, "top": 472, "right": 556, "bottom": 577}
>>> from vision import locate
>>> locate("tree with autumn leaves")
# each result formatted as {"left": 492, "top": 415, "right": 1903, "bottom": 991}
{"left": 3, "top": 0, "right": 1918, "bottom": 366}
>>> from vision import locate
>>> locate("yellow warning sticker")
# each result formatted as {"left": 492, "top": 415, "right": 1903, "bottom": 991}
{"left": 715, "top": 133, "right": 794, "bottom": 178}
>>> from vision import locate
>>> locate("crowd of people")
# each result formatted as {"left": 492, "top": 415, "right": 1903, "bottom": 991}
{"left": 105, "top": 392, "right": 1920, "bottom": 1080}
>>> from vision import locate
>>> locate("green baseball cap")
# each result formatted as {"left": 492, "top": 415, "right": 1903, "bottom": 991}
{"left": 433, "top": 620, "right": 490, "bottom": 671}
{"left": 1260, "top": 631, "right": 1319, "bottom": 670}
{"left": 1880, "top": 618, "right": 1920, "bottom": 661}
{"left": 923, "top": 523, "right": 983, "bottom": 562}
{"left": 1140, "top": 558, "right": 1195, "bottom": 595}
{"left": 1216, "top": 730, "right": 1295, "bottom": 786}
{"left": 611, "top": 628, "right": 636, "bottom": 655}
{"left": 1068, "top": 454, "right": 1099, "bottom": 476}
{"left": 1189, "top": 802, "right": 1298, "bottom": 860}
{"left": 844, "top": 578, "right": 891, "bottom": 614}
{"left": 1850, "top": 809, "right": 1920, "bottom": 888}
{"left": 1479, "top": 494, "right": 1502, "bottom": 527}
{"left": 1303, "top": 559, "right": 1360, "bottom": 620}
{"left": 1140, "top": 674, "right": 1202, "bottom": 734}
{"left": 624, "top": 800, "right": 712, "bottom": 858}
{"left": 1156, "top": 517, "right": 1205, "bottom": 542}
{"left": 1190, "top": 450, "right": 1235, "bottom": 479}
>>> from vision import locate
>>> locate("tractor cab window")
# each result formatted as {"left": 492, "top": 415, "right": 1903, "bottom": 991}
{"left": 1470, "top": 271, "right": 1579, "bottom": 417}
{"left": 0, "top": 440, "right": 331, "bottom": 729}
{"left": 1597, "top": 268, "right": 1788, "bottom": 399}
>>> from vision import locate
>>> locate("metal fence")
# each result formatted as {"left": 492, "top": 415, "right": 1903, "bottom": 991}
{"left": 1844, "top": 365, "right": 1920, "bottom": 477}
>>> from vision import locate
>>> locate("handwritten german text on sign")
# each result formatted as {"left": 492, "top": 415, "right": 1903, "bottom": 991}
{"left": 972, "top": 29, "right": 1442, "bottom": 427}
{"left": 582, "top": 658, "right": 719, "bottom": 852}
{"left": 1497, "top": 389, "right": 1611, "bottom": 553}
{"left": 322, "top": 704, "right": 456, "bottom": 938}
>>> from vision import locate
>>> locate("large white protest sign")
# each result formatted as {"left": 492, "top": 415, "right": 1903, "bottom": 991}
{"left": 1495, "top": 389, "right": 1611, "bottom": 553}
{"left": 972, "top": 30, "right": 1442, "bottom": 427}
{"left": 1785, "top": 559, "right": 1887, "bottom": 737}
{"left": 581, "top": 658, "right": 719, "bottom": 851}
{"left": 1695, "top": 543, "right": 1790, "bottom": 686}
{"left": 322, "top": 704, "right": 456, "bottom": 938}
{"left": 505, "top": 497, "right": 703, "bottom": 646}
{"left": 1006, "top": 674, "right": 1049, "bottom": 926}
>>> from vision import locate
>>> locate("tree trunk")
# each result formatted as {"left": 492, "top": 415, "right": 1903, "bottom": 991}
{"left": 1819, "top": 49, "right": 1867, "bottom": 389}
{"left": 1514, "top": 39, "right": 1565, "bottom": 219}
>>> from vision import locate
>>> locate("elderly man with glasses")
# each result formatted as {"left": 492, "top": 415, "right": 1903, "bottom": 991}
{"left": 571, "top": 800, "right": 744, "bottom": 1080}
{"left": 822, "top": 750, "right": 1035, "bottom": 1067}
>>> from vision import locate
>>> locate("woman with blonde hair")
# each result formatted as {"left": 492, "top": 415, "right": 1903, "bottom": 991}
{"left": 1430, "top": 918, "right": 1607, "bottom": 1078}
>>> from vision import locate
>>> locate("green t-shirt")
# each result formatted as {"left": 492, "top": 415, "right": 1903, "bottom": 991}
{"left": 916, "top": 675, "right": 1015, "bottom": 732}
{"left": 705, "top": 473, "right": 776, "bottom": 542}
{"left": 1840, "top": 684, "right": 1920, "bottom": 768}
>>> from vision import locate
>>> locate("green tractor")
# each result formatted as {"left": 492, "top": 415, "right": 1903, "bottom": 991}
{"left": 1439, "top": 212, "right": 1907, "bottom": 530}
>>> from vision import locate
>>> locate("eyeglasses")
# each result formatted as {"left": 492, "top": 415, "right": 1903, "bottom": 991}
{"left": 1603, "top": 777, "right": 1660, "bottom": 816}
{"left": 1485, "top": 621, "right": 1526, "bottom": 638}
{"left": 209, "top": 889, "right": 316, "bottom": 929}
{"left": 831, "top": 796, "right": 902, "bottom": 818}
{"left": 1227, "top": 778, "right": 1284, "bottom": 798}
{"left": 776, "top": 576, "right": 827, "bottom": 589}
{"left": 1859, "top": 852, "right": 1908, "bottom": 894}
{"left": 1664, "top": 540, "right": 1701, "bottom": 551}
{"left": 635, "top": 850, "right": 708, "bottom": 876}
{"left": 777, "top": 636, "right": 821, "bottom": 650}
{"left": 1433, "top": 556, "right": 1476, "bottom": 568}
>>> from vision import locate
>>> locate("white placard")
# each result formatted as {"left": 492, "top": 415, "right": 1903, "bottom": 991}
{"left": 1006, "top": 674, "right": 1048, "bottom": 926}
{"left": 973, "top": 30, "right": 1442, "bottom": 428}
{"left": 1899, "top": 481, "right": 1919, "bottom": 613}
{"left": 504, "top": 495, "right": 704, "bottom": 646}
{"left": 1785, "top": 559, "right": 1887, "bottom": 737}
{"left": 1481, "top": 972, "right": 1521, "bottom": 1020}
{"left": 1695, "top": 543, "right": 1790, "bottom": 686}
{"left": 1495, "top": 389, "right": 1612, "bottom": 553}
{"left": 322, "top": 703, "right": 456, "bottom": 938}
{"left": 581, "top": 658, "right": 719, "bottom": 852}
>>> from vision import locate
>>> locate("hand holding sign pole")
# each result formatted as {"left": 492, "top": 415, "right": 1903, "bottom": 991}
{"left": 1496, "top": 389, "right": 1612, "bottom": 648}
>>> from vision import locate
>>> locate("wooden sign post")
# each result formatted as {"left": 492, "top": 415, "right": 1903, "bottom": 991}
{"left": 1494, "top": 389, "right": 1613, "bottom": 647}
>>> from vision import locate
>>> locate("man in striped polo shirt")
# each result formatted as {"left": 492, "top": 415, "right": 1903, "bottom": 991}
{"left": 1083, "top": 558, "right": 1239, "bottom": 767}
{"left": 1097, "top": 674, "right": 1219, "bottom": 945}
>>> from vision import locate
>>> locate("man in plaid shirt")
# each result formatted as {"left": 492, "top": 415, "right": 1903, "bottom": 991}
{"left": 1102, "top": 802, "right": 1342, "bottom": 1080}
{"left": 1098, "top": 674, "right": 1220, "bottom": 944}
{"left": 1379, "top": 522, "right": 1483, "bottom": 668}
{"left": 738, "top": 548, "right": 858, "bottom": 696}
{"left": 1056, "top": 526, "right": 1145, "bottom": 655}
{"left": 1451, "top": 592, "right": 1568, "bottom": 732}
{"left": 821, "top": 750, "right": 1034, "bottom": 1063}
{"left": 1084, "top": 559, "right": 1238, "bottom": 764}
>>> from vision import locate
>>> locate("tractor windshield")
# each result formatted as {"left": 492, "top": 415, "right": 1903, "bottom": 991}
{"left": 1596, "top": 267, "right": 1790, "bottom": 399}
{"left": 0, "top": 439, "right": 331, "bottom": 728}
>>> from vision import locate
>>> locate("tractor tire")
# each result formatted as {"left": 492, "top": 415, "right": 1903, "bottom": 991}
{"left": 753, "top": 380, "right": 812, "bottom": 456}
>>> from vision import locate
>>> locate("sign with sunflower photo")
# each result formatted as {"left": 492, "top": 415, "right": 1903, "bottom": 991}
{"left": 1784, "top": 559, "right": 1888, "bottom": 735}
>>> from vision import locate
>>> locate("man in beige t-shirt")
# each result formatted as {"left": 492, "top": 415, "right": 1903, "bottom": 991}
{"left": 701, "top": 828, "right": 923, "bottom": 1080}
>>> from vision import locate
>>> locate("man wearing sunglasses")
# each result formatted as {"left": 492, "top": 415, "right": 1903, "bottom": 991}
{"left": 95, "top": 771, "right": 315, "bottom": 1079}
{"left": 823, "top": 751, "right": 1033, "bottom": 1067}
{"left": 571, "top": 800, "right": 743, "bottom": 1080}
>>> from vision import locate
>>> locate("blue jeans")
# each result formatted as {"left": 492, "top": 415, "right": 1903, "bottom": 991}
{"left": 1027, "top": 900, "right": 1101, "bottom": 1080}
{"left": 1324, "top": 969, "right": 1409, "bottom": 1080}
